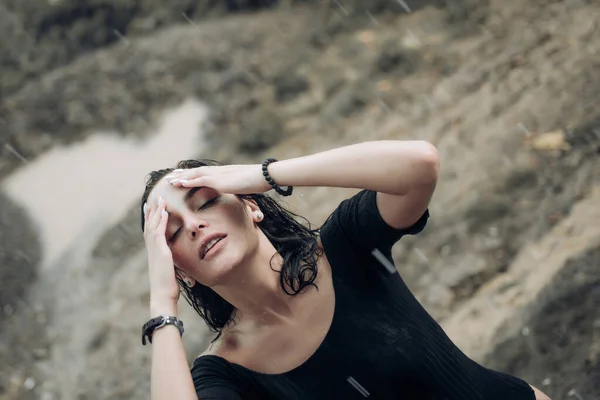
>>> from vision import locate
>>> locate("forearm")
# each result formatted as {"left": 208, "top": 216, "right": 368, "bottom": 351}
{"left": 268, "top": 140, "right": 439, "bottom": 195}
{"left": 530, "top": 384, "right": 552, "bottom": 400}
{"left": 150, "top": 302, "right": 197, "bottom": 400}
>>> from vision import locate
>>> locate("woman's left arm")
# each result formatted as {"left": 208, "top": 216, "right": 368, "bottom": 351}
{"left": 530, "top": 385, "right": 552, "bottom": 400}
{"left": 268, "top": 140, "right": 440, "bottom": 229}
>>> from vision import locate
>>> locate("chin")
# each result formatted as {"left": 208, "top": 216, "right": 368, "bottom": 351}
{"left": 199, "top": 253, "right": 243, "bottom": 286}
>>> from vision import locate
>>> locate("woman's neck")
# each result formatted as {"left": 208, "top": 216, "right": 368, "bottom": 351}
{"left": 213, "top": 237, "right": 295, "bottom": 328}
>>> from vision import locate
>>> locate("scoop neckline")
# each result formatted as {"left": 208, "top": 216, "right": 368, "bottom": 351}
{"left": 195, "top": 240, "right": 337, "bottom": 377}
{"left": 197, "top": 280, "right": 337, "bottom": 376}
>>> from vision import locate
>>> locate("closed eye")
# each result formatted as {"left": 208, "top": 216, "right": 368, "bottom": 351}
{"left": 199, "top": 197, "right": 217, "bottom": 210}
{"left": 169, "top": 228, "right": 182, "bottom": 243}
{"left": 168, "top": 197, "right": 218, "bottom": 242}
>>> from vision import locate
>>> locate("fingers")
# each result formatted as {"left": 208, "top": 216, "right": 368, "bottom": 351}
{"left": 178, "top": 176, "right": 211, "bottom": 188}
{"left": 150, "top": 197, "right": 164, "bottom": 228}
{"left": 168, "top": 174, "right": 214, "bottom": 189}
{"left": 144, "top": 196, "right": 168, "bottom": 234}
{"left": 165, "top": 167, "right": 205, "bottom": 181}
{"left": 166, "top": 171, "right": 194, "bottom": 187}
{"left": 157, "top": 203, "right": 169, "bottom": 234}
{"left": 165, "top": 166, "right": 224, "bottom": 185}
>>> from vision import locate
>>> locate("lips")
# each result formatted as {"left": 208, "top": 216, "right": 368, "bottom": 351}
{"left": 200, "top": 233, "right": 227, "bottom": 260}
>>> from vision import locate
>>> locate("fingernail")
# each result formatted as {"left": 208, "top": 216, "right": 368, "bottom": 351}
{"left": 170, "top": 179, "right": 180, "bottom": 184}
{"left": 179, "top": 180, "right": 188, "bottom": 185}
{"left": 162, "top": 209, "right": 168, "bottom": 217}
{"left": 143, "top": 203, "right": 147, "bottom": 214}
{"left": 173, "top": 169, "right": 184, "bottom": 172}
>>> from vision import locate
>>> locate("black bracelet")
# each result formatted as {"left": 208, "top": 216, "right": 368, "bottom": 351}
{"left": 262, "top": 158, "right": 293, "bottom": 197}
{"left": 142, "top": 316, "right": 184, "bottom": 346}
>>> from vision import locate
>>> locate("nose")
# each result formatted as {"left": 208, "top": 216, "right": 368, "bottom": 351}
{"left": 185, "top": 219, "right": 208, "bottom": 240}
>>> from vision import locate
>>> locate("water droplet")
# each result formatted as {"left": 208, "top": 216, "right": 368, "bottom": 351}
{"left": 24, "top": 377, "right": 36, "bottom": 390}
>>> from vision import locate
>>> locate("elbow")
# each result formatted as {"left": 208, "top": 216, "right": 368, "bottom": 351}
{"left": 414, "top": 141, "right": 440, "bottom": 184}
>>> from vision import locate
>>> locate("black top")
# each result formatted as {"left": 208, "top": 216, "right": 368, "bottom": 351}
{"left": 191, "top": 190, "right": 535, "bottom": 400}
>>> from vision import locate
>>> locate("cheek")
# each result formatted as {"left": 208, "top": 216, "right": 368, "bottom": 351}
{"left": 222, "top": 200, "right": 252, "bottom": 227}
{"left": 170, "top": 245, "right": 196, "bottom": 270}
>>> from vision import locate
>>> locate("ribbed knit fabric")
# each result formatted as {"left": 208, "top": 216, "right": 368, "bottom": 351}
{"left": 191, "top": 190, "right": 535, "bottom": 400}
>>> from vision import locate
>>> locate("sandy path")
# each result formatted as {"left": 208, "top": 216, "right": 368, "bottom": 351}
{"left": 2, "top": 98, "right": 208, "bottom": 269}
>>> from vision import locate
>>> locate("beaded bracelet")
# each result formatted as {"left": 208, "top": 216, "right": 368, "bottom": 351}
{"left": 261, "top": 158, "right": 293, "bottom": 196}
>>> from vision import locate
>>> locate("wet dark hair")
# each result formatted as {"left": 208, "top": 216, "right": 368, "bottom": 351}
{"left": 140, "top": 159, "right": 322, "bottom": 341}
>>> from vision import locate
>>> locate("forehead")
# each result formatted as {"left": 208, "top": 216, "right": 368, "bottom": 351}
{"left": 147, "top": 177, "right": 183, "bottom": 204}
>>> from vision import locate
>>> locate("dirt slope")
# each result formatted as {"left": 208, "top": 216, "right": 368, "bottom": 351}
{"left": 0, "top": 0, "right": 598, "bottom": 398}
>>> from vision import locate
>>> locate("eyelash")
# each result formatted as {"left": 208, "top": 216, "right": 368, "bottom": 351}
{"left": 168, "top": 197, "right": 218, "bottom": 243}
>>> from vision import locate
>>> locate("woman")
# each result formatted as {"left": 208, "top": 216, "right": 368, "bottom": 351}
{"left": 140, "top": 140, "right": 551, "bottom": 399}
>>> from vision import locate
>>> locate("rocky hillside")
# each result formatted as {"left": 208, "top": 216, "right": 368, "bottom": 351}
{"left": 0, "top": 0, "right": 598, "bottom": 399}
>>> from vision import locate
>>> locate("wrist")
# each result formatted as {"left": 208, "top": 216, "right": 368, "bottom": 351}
{"left": 149, "top": 299, "right": 178, "bottom": 317}
{"left": 262, "top": 158, "right": 293, "bottom": 196}
{"left": 141, "top": 315, "right": 184, "bottom": 345}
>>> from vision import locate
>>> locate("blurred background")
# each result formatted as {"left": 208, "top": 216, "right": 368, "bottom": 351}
{"left": 0, "top": 0, "right": 599, "bottom": 399}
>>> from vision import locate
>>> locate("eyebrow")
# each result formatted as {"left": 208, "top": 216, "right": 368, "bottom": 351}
{"left": 183, "top": 186, "right": 205, "bottom": 203}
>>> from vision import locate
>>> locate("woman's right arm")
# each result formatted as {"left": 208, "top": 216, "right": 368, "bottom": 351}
{"left": 144, "top": 197, "right": 196, "bottom": 399}
{"left": 150, "top": 302, "right": 197, "bottom": 400}
{"left": 144, "top": 197, "right": 243, "bottom": 399}
{"left": 149, "top": 306, "right": 245, "bottom": 400}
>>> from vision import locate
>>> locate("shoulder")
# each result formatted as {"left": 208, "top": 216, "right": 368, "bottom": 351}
{"left": 195, "top": 327, "right": 249, "bottom": 370}
{"left": 192, "top": 338, "right": 230, "bottom": 372}
{"left": 192, "top": 350, "right": 241, "bottom": 390}
{"left": 318, "top": 189, "right": 429, "bottom": 279}
{"left": 319, "top": 189, "right": 371, "bottom": 233}
{"left": 320, "top": 189, "right": 428, "bottom": 244}
{"left": 192, "top": 334, "right": 266, "bottom": 399}
{"left": 197, "top": 338, "right": 220, "bottom": 358}
{"left": 196, "top": 330, "right": 237, "bottom": 361}
{"left": 191, "top": 354, "right": 250, "bottom": 400}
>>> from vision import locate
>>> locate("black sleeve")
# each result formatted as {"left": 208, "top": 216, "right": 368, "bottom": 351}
{"left": 320, "top": 189, "right": 429, "bottom": 259}
{"left": 196, "top": 387, "right": 243, "bottom": 400}
{"left": 191, "top": 356, "right": 249, "bottom": 400}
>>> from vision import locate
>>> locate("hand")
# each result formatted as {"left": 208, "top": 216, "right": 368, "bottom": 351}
{"left": 143, "top": 196, "right": 180, "bottom": 309}
{"left": 166, "top": 164, "right": 272, "bottom": 194}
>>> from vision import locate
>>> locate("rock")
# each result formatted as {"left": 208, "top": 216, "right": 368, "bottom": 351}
{"left": 485, "top": 247, "right": 600, "bottom": 399}
{"left": 273, "top": 72, "right": 310, "bottom": 102}
{"left": 526, "top": 129, "right": 571, "bottom": 152}
{"left": 0, "top": 8, "right": 317, "bottom": 179}
{"left": 374, "top": 40, "right": 419, "bottom": 75}
{"left": 238, "top": 107, "right": 287, "bottom": 154}
{"left": 441, "top": 185, "right": 600, "bottom": 399}
{"left": 1, "top": 0, "right": 600, "bottom": 399}
{"left": 0, "top": 191, "right": 42, "bottom": 318}
{"left": 320, "top": 80, "right": 376, "bottom": 121}
{"left": 37, "top": 249, "right": 213, "bottom": 399}
{"left": 92, "top": 205, "right": 146, "bottom": 266}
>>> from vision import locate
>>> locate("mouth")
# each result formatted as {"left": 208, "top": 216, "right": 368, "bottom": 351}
{"left": 200, "top": 234, "right": 227, "bottom": 260}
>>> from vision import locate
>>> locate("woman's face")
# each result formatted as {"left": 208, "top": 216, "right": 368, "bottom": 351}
{"left": 147, "top": 177, "right": 262, "bottom": 287}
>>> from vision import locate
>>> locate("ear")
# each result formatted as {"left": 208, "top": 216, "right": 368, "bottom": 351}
{"left": 243, "top": 198, "right": 260, "bottom": 212}
{"left": 176, "top": 268, "right": 196, "bottom": 288}
{"left": 243, "top": 199, "right": 262, "bottom": 221}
